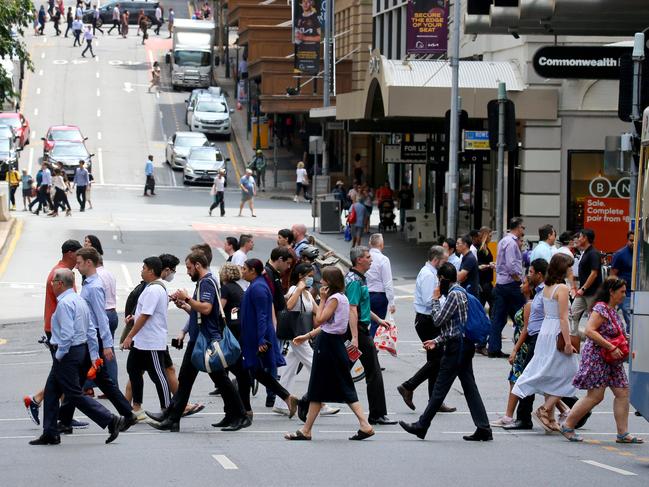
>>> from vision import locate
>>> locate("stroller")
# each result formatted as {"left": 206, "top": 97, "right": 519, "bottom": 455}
{"left": 378, "top": 199, "right": 398, "bottom": 232}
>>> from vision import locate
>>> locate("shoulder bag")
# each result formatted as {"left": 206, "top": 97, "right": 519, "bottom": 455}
{"left": 276, "top": 291, "right": 314, "bottom": 340}
{"left": 191, "top": 277, "right": 241, "bottom": 373}
{"left": 599, "top": 305, "right": 629, "bottom": 365}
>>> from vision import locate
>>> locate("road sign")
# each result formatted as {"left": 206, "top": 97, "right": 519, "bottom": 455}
{"left": 463, "top": 130, "right": 489, "bottom": 150}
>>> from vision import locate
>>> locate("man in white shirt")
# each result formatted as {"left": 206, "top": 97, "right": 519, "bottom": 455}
{"left": 209, "top": 169, "right": 226, "bottom": 217}
{"left": 72, "top": 17, "right": 83, "bottom": 47}
{"left": 231, "top": 234, "right": 254, "bottom": 290}
{"left": 122, "top": 256, "right": 172, "bottom": 414}
{"left": 96, "top": 257, "right": 118, "bottom": 386}
{"left": 108, "top": 3, "right": 121, "bottom": 35}
{"left": 366, "top": 233, "right": 395, "bottom": 338}
{"left": 529, "top": 224, "right": 557, "bottom": 264}
{"left": 154, "top": 4, "right": 163, "bottom": 35}
{"left": 81, "top": 26, "right": 95, "bottom": 58}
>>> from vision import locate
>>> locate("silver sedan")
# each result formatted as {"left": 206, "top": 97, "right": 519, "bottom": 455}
{"left": 165, "top": 131, "right": 210, "bottom": 170}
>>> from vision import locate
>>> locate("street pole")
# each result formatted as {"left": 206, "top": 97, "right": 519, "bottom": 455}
{"left": 630, "top": 32, "right": 644, "bottom": 230}
{"left": 446, "top": 0, "right": 461, "bottom": 238}
{"left": 323, "top": 0, "right": 332, "bottom": 108}
{"left": 496, "top": 82, "right": 507, "bottom": 240}
{"left": 273, "top": 113, "right": 278, "bottom": 188}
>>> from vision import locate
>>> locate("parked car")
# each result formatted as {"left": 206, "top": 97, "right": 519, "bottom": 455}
{"left": 183, "top": 146, "right": 227, "bottom": 185}
{"left": 0, "top": 112, "right": 30, "bottom": 148}
{"left": 185, "top": 87, "right": 223, "bottom": 125}
{"left": 165, "top": 131, "right": 210, "bottom": 169}
{"left": 83, "top": 1, "right": 159, "bottom": 26}
{"left": 42, "top": 125, "right": 87, "bottom": 155}
{"left": 0, "top": 125, "right": 17, "bottom": 144}
{"left": 0, "top": 136, "right": 20, "bottom": 181}
{"left": 188, "top": 97, "right": 233, "bottom": 138}
{"left": 47, "top": 141, "right": 93, "bottom": 177}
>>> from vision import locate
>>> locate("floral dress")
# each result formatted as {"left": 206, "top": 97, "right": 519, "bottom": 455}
{"left": 508, "top": 307, "right": 529, "bottom": 382}
{"left": 572, "top": 302, "right": 628, "bottom": 389}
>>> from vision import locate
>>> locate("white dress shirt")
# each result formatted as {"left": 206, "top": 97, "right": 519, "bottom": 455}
{"left": 414, "top": 262, "right": 438, "bottom": 315}
{"left": 366, "top": 248, "right": 394, "bottom": 307}
{"left": 96, "top": 265, "right": 117, "bottom": 309}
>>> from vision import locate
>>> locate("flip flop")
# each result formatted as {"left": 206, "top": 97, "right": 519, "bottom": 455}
{"left": 560, "top": 426, "right": 583, "bottom": 442}
{"left": 349, "top": 429, "right": 375, "bottom": 441}
{"left": 616, "top": 432, "right": 644, "bottom": 444}
{"left": 182, "top": 403, "right": 205, "bottom": 417}
{"left": 285, "top": 430, "right": 311, "bottom": 441}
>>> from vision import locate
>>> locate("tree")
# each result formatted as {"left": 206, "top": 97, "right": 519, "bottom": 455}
{"left": 0, "top": 0, "right": 35, "bottom": 105}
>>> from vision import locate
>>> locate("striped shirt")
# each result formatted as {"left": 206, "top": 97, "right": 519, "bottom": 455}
{"left": 432, "top": 284, "right": 468, "bottom": 345}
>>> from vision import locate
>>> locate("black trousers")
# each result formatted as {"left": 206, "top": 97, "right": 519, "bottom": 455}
{"left": 52, "top": 187, "right": 71, "bottom": 212}
{"left": 515, "top": 334, "right": 538, "bottom": 424}
{"left": 167, "top": 340, "right": 245, "bottom": 422}
{"left": 108, "top": 19, "right": 120, "bottom": 35}
{"left": 65, "top": 21, "right": 72, "bottom": 37}
{"left": 9, "top": 185, "right": 17, "bottom": 206}
{"left": 73, "top": 29, "right": 81, "bottom": 46}
{"left": 209, "top": 191, "right": 225, "bottom": 215}
{"left": 59, "top": 345, "right": 132, "bottom": 425}
{"left": 126, "top": 347, "right": 172, "bottom": 409}
{"left": 417, "top": 338, "right": 490, "bottom": 432}
{"left": 144, "top": 175, "right": 155, "bottom": 195}
{"left": 92, "top": 18, "right": 103, "bottom": 34}
{"left": 76, "top": 185, "right": 87, "bottom": 210}
{"left": 43, "top": 344, "right": 112, "bottom": 438}
{"left": 357, "top": 327, "right": 388, "bottom": 419}
{"left": 228, "top": 357, "right": 253, "bottom": 412}
{"left": 402, "top": 313, "right": 442, "bottom": 398}
{"left": 81, "top": 39, "right": 94, "bottom": 57}
{"left": 236, "top": 359, "right": 289, "bottom": 412}
{"left": 30, "top": 185, "right": 51, "bottom": 213}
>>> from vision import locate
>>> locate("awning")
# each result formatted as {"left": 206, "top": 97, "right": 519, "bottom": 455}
{"left": 336, "top": 50, "right": 558, "bottom": 120}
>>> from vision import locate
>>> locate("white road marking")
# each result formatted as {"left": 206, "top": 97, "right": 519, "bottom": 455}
{"left": 43, "top": 37, "right": 47, "bottom": 43}
{"left": 96, "top": 88, "right": 101, "bottom": 97}
{"left": 116, "top": 249, "right": 122, "bottom": 255}
{"left": 33, "top": 108, "right": 38, "bottom": 116}
{"left": 96, "top": 71, "right": 100, "bottom": 78}
{"left": 97, "top": 148, "right": 104, "bottom": 184}
{"left": 121, "top": 264, "right": 134, "bottom": 289}
{"left": 123, "top": 82, "right": 134, "bottom": 93}
{"left": 30, "top": 130, "right": 35, "bottom": 140}
{"left": 211, "top": 455, "right": 238, "bottom": 470}
{"left": 95, "top": 56, "right": 99, "bottom": 63}
{"left": 38, "top": 69, "right": 43, "bottom": 76}
{"left": 36, "top": 88, "right": 41, "bottom": 95}
{"left": 581, "top": 460, "right": 637, "bottom": 476}
{"left": 97, "top": 131, "right": 102, "bottom": 140}
{"left": 52, "top": 59, "right": 67, "bottom": 65}
{"left": 112, "top": 235, "right": 118, "bottom": 240}
{"left": 97, "top": 108, "right": 101, "bottom": 117}
{"left": 27, "top": 147, "right": 34, "bottom": 176}
{"left": 40, "top": 52, "right": 45, "bottom": 59}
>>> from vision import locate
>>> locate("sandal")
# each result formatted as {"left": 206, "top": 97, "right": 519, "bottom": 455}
{"left": 285, "top": 429, "right": 311, "bottom": 441}
{"left": 182, "top": 403, "right": 205, "bottom": 417}
{"left": 560, "top": 426, "right": 583, "bottom": 442}
{"left": 532, "top": 406, "right": 554, "bottom": 433}
{"left": 349, "top": 429, "right": 375, "bottom": 441}
{"left": 616, "top": 432, "right": 644, "bottom": 444}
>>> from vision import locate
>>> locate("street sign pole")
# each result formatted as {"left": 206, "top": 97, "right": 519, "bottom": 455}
{"left": 496, "top": 82, "right": 507, "bottom": 240}
{"left": 446, "top": 0, "right": 461, "bottom": 238}
{"left": 630, "top": 33, "right": 644, "bottom": 230}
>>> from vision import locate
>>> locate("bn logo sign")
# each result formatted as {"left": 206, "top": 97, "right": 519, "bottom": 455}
{"left": 589, "top": 176, "right": 630, "bottom": 198}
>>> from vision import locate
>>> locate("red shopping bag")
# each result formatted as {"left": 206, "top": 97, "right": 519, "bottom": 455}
{"left": 373, "top": 315, "right": 398, "bottom": 357}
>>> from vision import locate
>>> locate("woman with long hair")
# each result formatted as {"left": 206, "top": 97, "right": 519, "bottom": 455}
{"left": 84, "top": 234, "right": 104, "bottom": 255}
{"left": 285, "top": 266, "right": 374, "bottom": 441}
{"left": 512, "top": 253, "right": 579, "bottom": 432}
{"left": 560, "top": 278, "right": 643, "bottom": 443}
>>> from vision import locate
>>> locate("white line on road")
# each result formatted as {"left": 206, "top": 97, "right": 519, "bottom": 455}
{"left": 96, "top": 88, "right": 101, "bottom": 97}
{"left": 36, "top": 88, "right": 40, "bottom": 95}
{"left": 121, "top": 264, "right": 134, "bottom": 289}
{"left": 27, "top": 147, "right": 34, "bottom": 176}
{"left": 95, "top": 55, "right": 99, "bottom": 63}
{"left": 33, "top": 108, "right": 38, "bottom": 116}
{"left": 112, "top": 235, "right": 118, "bottom": 240}
{"left": 581, "top": 460, "right": 637, "bottom": 476}
{"left": 38, "top": 69, "right": 43, "bottom": 76}
{"left": 96, "top": 71, "right": 100, "bottom": 79}
{"left": 97, "top": 108, "right": 101, "bottom": 117}
{"left": 97, "top": 131, "right": 102, "bottom": 140}
{"left": 40, "top": 52, "right": 45, "bottom": 59}
{"left": 212, "top": 455, "right": 238, "bottom": 470}
{"left": 116, "top": 249, "right": 122, "bottom": 255}
{"left": 97, "top": 148, "right": 104, "bottom": 184}
{"left": 147, "top": 49, "right": 155, "bottom": 67}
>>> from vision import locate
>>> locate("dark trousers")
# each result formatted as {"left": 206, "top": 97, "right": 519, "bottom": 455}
{"left": 76, "top": 185, "right": 87, "bottom": 210}
{"left": 73, "top": 29, "right": 81, "bottom": 46}
{"left": 92, "top": 18, "right": 103, "bottom": 34}
{"left": 9, "top": 185, "right": 17, "bottom": 206}
{"left": 369, "top": 292, "right": 389, "bottom": 337}
{"left": 168, "top": 340, "right": 245, "bottom": 422}
{"left": 126, "top": 347, "right": 172, "bottom": 409}
{"left": 108, "top": 19, "right": 120, "bottom": 35}
{"left": 417, "top": 338, "right": 490, "bottom": 432}
{"left": 52, "top": 187, "right": 71, "bottom": 212}
{"left": 30, "top": 185, "right": 51, "bottom": 213}
{"left": 515, "top": 334, "right": 538, "bottom": 424}
{"left": 228, "top": 358, "right": 252, "bottom": 411}
{"left": 489, "top": 282, "right": 526, "bottom": 353}
{"left": 65, "top": 21, "right": 72, "bottom": 37}
{"left": 81, "top": 39, "right": 94, "bottom": 57}
{"left": 357, "top": 328, "right": 388, "bottom": 419}
{"left": 144, "top": 175, "right": 155, "bottom": 195}
{"left": 43, "top": 344, "right": 113, "bottom": 438}
{"left": 210, "top": 191, "right": 225, "bottom": 215}
{"left": 154, "top": 19, "right": 162, "bottom": 35}
{"left": 237, "top": 361, "right": 289, "bottom": 411}
{"left": 402, "top": 313, "right": 442, "bottom": 397}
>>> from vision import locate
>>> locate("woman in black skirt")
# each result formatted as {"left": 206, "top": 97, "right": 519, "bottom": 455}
{"left": 285, "top": 267, "right": 374, "bottom": 441}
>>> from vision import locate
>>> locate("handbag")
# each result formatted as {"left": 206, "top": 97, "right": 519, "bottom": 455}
{"left": 556, "top": 333, "right": 581, "bottom": 354}
{"left": 373, "top": 314, "right": 398, "bottom": 356}
{"left": 276, "top": 291, "right": 314, "bottom": 340}
{"left": 599, "top": 305, "right": 630, "bottom": 365}
{"left": 190, "top": 277, "right": 241, "bottom": 373}
{"left": 344, "top": 224, "right": 352, "bottom": 242}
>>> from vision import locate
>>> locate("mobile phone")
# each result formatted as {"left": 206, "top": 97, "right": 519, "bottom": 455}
{"left": 171, "top": 338, "right": 184, "bottom": 350}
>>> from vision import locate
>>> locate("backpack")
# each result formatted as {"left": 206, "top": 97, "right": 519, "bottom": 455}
{"left": 454, "top": 287, "right": 490, "bottom": 344}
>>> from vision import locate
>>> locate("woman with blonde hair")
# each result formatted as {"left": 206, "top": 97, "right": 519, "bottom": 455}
{"left": 294, "top": 161, "right": 310, "bottom": 202}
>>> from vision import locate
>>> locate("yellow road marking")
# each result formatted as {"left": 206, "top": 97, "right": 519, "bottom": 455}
{"left": 603, "top": 446, "right": 619, "bottom": 451}
{"left": 0, "top": 219, "right": 24, "bottom": 279}
{"left": 0, "top": 338, "right": 7, "bottom": 346}
{"left": 226, "top": 142, "right": 241, "bottom": 181}
{"left": 617, "top": 452, "right": 636, "bottom": 457}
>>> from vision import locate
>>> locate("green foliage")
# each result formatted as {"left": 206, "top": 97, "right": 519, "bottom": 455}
{"left": 0, "top": 0, "right": 35, "bottom": 104}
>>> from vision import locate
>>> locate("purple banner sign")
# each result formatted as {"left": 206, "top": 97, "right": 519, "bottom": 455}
{"left": 406, "top": 0, "right": 449, "bottom": 54}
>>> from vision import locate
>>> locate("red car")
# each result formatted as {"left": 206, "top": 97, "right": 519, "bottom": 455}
{"left": 42, "top": 125, "right": 87, "bottom": 155}
{"left": 0, "top": 112, "right": 30, "bottom": 149}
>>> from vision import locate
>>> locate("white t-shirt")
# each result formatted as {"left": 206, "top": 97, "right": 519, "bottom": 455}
{"left": 296, "top": 168, "right": 308, "bottom": 184}
{"left": 133, "top": 280, "right": 169, "bottom": 350}
{"left": 231, "top": 249, "right": 249, "bottom": 289}
{"left": 286, "top": 285, "right": 315, "bottom": 312}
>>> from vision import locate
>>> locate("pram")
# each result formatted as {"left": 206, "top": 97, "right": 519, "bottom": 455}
{"left": 378, "top": 199, "right": 398, "bottom": 232}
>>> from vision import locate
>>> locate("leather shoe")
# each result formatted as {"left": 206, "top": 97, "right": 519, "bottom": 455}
{"left": 29, "top": 434, "right": 60, "bottom": 445}
{"left": 463, "top": 428, "right": 493, "bottom": 441}
{"left": 106, "top": 415, "right": 125, "bottom": 444}
{"left": 502, "top": 419, "right": 533, "bottom": 430}
{"left": 488, "top": 351, "right": 509, "bottom": 358}
{"left": 438, "top": 403, "right": 456, "bottom": 413}
{"left": 149, "top": 418, "right": 179, "bottom": 432}
{"left": 399, "top": 420, "right": 426, "bottom": 439}
{"left": 397, "top": 385, "right": 415, "bottom": 411}
{"left": 212, "top": 416, "right": 234, "bottom": 428}
{"left": 145, "top": 410, "right": 167, "bottom": 423}
{"left": 221, "top": 416, "right": 252, "bottom": 432}
{"left": 120, "top": 413, "right": 137, "bottom": 432}
{"left": 57, "top": 422, "right": 73, "bottom": 434}
{"left": 368, "top": 415, "right": 397, "bottom": 425}
{"left": 476, "top": 346, "right": 489, "bottom": 357}
{"left": 297, "top": 396, "right": 308, "bottom": 422}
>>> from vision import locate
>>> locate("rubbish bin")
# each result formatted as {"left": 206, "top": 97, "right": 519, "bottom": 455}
{"left": 319, "top": 200, "right": 341, "bottom": 233}
{"left": 404, "top": 210, "right": 423, "bottom": 241}
{"left": 416, "top": 213, "right": 437, "bottom": 244}
{"left": 251, "top": 116, "right": 269, "bottom": 149}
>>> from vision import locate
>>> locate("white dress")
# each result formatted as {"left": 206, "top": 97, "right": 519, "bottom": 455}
{"left": 512, "top": 285, "right": 579, "bottom": 398}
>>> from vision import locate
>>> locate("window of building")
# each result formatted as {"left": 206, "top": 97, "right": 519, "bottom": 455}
{"left": 387, "top": 11, "right": 393, "bottom": 58}
{"left": 396, "top": 7, "right": 402, "bottom": 58}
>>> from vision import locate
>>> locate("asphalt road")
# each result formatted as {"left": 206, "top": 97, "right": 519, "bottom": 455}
{"left": 0, "top": 5, "right": 648, "bottom": 486}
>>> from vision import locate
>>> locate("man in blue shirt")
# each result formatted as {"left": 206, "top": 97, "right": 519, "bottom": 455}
{"left": 29, "top": 161, "right": 53, "bottom": 215}
{"left": 147, "top": 250, "right": 250, "bottom": 432}
{"left": 349, "top": 196, "right": 366, "bottom": 248}
{"left": 238, "top": 168, "right": 256, "bottom": 217}
{"left": 144, "top": 155, "right": 156, "bottom": 196}
{"left": 610, "top": 231, "right": 634, "bottom": 330}
{"left": 72, "top": 160, "right": 90, "bottom": 211}
{"left": 30, "top": 269, "right": 125, "bottom": 445}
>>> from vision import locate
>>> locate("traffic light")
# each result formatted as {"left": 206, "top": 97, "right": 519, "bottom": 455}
{"left": 617, "top": 54, "right": 649, "bottom": 122}
{"left": 487, "top": 99, "right": 517, "bottom": 151}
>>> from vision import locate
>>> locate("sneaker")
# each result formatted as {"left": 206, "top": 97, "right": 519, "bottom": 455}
{"left": 70, "top": 419, "right": 89, "bottom": 429}
{"left": 272, "top": 406, "right": 289, "bottom": 416}
{"left": 23, "top": 396, "right": 40, "bottom": 425}
{"left": 134, "top": 409, "right": 149, "bottom": 423}
{"left": 489, "top": 416, "right": 513, "bottom": 428}
{"left": 319, "top": 404, "right": 341, "bottom": 416}
{"left": 293, "top": 195, "right": 298, "bottom": 202}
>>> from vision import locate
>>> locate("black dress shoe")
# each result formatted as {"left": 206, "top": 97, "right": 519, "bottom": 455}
{"left": 399, "top": 420, "right": 427, "bottom": 439}
{"left": 369, "top": 415, "right": 397, "bottom": 425}
{"left": 265, "top": 397, "right": 275, "bottom": 408}
{"left": 502, "top": 419, "right": 533, "bottom": 430}
{"left": 297, "top": 396, "right": 308, "bottom": 422}
{"left": 57, "top": 422, "right": 73, "bottom": 434}
{"left": 121, "top": 414, "right": 137, "bottom": 432}
{"left": 106, "top": 415, "right": 125, "bottom": 444}
{"left": 29, "top": 434, "right": 61, "bottom": 445}
{"left": 463, "top": 428, "right": 493, "bottom": 441}
{"left": 145, "top": 410, "right": 167, "bottom": 423}
{"left": 221, "top": 416, "right": 252, "bottom": 432}
{"left": 476, "top": 346, "right": 489, "bottom": 357}
{"left": 212, "top": 416, "right": 233, "bottom": 428}
{"left": 397, "top": 385, "right": 415, "bottom": 411}
{"left": 438, "top": 403, "right": 457, "bottom": 413}
{"left": 208, "top": 388, "right": 221, "bottom": 396}
{"left": 488, "top": 351, "right": 509, "bottom": 358}
{"left": 150, "top": 418, "right": 179, "bottom": 432}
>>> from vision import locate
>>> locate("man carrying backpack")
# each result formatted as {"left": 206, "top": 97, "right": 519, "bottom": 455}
{"left": 399, "top": 263, "right": 492, "bottom": 442}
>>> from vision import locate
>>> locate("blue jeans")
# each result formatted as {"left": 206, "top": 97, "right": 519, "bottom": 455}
{"left": 621, "top": 295, "right": 631, "bottom": 333}
{"left": 369, "top": 292, "right": 389, "bottom": 338}
{"left": 489, "top": 282, "right": 526, "bottom": 353}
